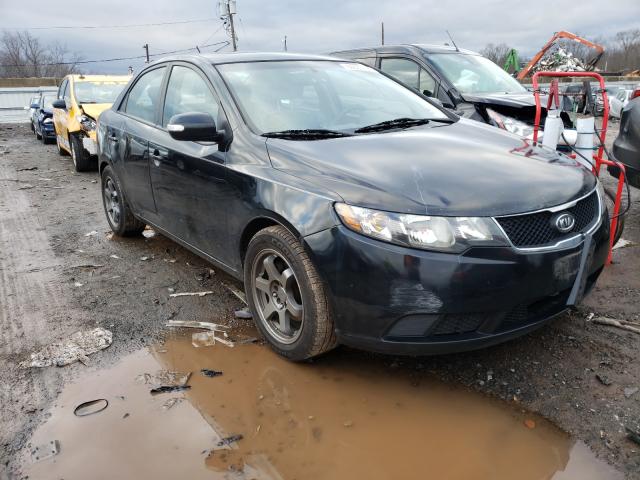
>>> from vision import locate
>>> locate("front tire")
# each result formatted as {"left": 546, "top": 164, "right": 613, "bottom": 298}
{"left": 70, "top": 134, "right": 95, "bottom": 172}
{"left": 56, "top": 133, "right": 68, "bottom": 156}
{"left": 101, "top": 165, "right": 145, "bottom": 237}
{"left": 244, "top": 225, "right": 337, "bottom": 361}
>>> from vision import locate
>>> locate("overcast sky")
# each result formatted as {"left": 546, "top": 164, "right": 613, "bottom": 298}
{"left": 1, "top": 0, "right": 639, "bottom": 73}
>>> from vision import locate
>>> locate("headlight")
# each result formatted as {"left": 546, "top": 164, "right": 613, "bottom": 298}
{"left": 334, "top": 203, "right": 509, "bottom": 253}
{"left": 486, "top": 108, "right": 534, "bottom": 138}
{"left": 77, "top": 114, "right": 96, "bottom": 132}
{"left": 43, "top": 117, "right": 53, "bottom": 124}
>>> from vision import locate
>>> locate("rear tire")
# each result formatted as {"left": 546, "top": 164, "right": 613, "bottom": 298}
{"left": 34, "top": 124, "right": 42, "bottom": 140}
{"left": 101, "top": 165, "right": 145, "bottom": 237}
{"left": 70, "top": 134, "right": 95, "bottom": 172}
{"left": 244, "top": 225, "right": 337, "bottom": 361}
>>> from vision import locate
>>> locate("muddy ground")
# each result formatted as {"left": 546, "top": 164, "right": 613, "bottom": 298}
{"left": 0, "top": 122, "right": 638, "bottom": 479}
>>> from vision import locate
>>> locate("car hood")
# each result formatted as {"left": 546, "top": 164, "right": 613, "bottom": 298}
{"left": 461, "top": 92, "right": 538, "bottom": 108}
{"left": 266, "top": 120, "right": 596, "bottom": 217}
{"left": 80, "top": 103, "right": 112, "bottom": 120}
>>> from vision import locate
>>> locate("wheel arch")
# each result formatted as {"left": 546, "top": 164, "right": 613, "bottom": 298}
{"left": 239, "top": 213, "right": 302, "bottom": 267}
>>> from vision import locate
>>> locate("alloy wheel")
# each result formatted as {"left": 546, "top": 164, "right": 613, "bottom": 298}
{"left": 251, "top": 249, "right": 304, "bottom": 344}
{"left": 103, "top": 177, "right": 121, "bottom": 227}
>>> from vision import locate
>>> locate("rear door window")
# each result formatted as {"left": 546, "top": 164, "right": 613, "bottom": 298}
{"left": 123, "top": 67, "right": 166, "bottom": 124}
{"left": 162, "top": 65, "right": 219, "bottom": 127}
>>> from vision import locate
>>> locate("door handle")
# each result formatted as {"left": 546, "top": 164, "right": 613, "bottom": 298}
{"left": 107, "top": 135, "right": 117, "bottom": 142}
{"left": 150, "top": 148, "right": 166, "bottom": 167}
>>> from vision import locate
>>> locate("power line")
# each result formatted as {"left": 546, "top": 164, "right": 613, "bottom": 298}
{"left": 0, "top": 17, "right": 218, "bottom": 31}
{"left": 0, "top": 41, "right": 230, "bottom": 68}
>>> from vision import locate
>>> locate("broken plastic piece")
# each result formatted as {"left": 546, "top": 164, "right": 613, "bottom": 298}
{"left": 166, "top": 320, "right": 229, "bottom": 331}
{"left": 201, "top": 369, "right": 223, "bottom": 377}
{"left": 169, "top": 291, "right": 214, "bottom": 298}
{"left": 234, "top": 308, "right": 253, "bottom": 319}
{"left": 150, "top": 385, "right": 192, "bottom": 396}
{"left": 74, "top": 399, "right": 108, "bottom": 417}
{"left": 217, "top": 434, "right": 243, "bottom": 447}
{"left": 19, "top": 328, "right": 112, "bottom": 368}
{"left": 162, "top": 397, "right": 184, "bottom": 410}
{"left": 30, "top": 440, "right": 60, "bottom": 464}
{"left": 223, "top": 283, "right": 247, "bottom": 305}
{"left": 192, "top": 331, "right": 217, "bottom": 348}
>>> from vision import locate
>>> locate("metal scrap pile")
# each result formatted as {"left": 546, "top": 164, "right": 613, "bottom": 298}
{"left": 534, "top": 47, "right": 588, "bottom": 73}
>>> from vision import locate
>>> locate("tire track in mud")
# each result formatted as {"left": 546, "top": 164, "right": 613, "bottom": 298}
{"left": 0, "top": 140, "right": 81, "bottom": 475}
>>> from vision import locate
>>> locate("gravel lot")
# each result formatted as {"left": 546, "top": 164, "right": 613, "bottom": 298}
{"left": 0, "top": 121, "right": 638, "bottom": 478}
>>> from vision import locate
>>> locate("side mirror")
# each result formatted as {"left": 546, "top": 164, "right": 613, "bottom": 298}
{"left": 52, "top": 98, "right": 66, "bottom": 109}
{"left": 167, "top": 112, "right": 222, "bottom": 142}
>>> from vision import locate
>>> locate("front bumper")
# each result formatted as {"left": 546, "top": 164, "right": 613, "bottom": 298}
{"left": 304, "top": 213, "right": 609, "bottom": 355}
{"left": 82, "top": 135, "right": 98, "bottom": 156}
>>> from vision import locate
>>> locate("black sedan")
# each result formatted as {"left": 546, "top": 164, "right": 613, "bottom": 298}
{"left": 97, "top": 53, "right": 609, "bottom": 360}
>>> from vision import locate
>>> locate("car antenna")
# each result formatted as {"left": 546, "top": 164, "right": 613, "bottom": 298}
{"left": 446, "top": 30, "right": 460, "bottom": 52}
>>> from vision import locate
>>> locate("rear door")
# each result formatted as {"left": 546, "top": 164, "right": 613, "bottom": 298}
{"left": 117, "top": 66, "right": 168, "bottom": 219}
{"left": 149, "top": 63, "right": 230, "bottom": 263}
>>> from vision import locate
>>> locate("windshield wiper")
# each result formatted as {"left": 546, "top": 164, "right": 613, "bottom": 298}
{"left": 262, "top": 129, "right": 352, "bottom": 140}
{"left": 354, "top": 117, "right": 439, "bottom": 133}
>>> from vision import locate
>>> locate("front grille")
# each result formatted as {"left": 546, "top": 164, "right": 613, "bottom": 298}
{"left": 496, "top": 191, "right": 598, "bottom": 248}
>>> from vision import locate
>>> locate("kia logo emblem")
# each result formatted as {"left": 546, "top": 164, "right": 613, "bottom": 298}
{"left": 553, "top": 212, "right": 576, "bottom": 233}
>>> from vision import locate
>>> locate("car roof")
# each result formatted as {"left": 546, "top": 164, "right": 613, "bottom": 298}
{"left": 155, "top": 52, "right": 346, "bottom": 65}
{"left": 332, "top": 44, "right": 479, "bottom": 57}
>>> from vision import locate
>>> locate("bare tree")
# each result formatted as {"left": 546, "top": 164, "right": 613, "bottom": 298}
{"left": 0, "top": 31, "right": 81, "bottom": 78}
{"left": 480, "top": 43, "right": 514, "bottom": 67}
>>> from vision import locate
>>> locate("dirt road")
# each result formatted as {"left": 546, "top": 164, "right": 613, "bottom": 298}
{"left": 1, "top": 122, "right": 638, "bottom": 478}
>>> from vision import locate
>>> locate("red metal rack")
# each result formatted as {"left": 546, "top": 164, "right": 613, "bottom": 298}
{"left": 531, "top": 71, "right": 626, "bottom": 264}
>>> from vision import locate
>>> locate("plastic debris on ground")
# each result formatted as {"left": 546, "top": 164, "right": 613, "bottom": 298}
{"left": 201, "top": 369, "right": 223, "bottom": 377}
{"left": 135, "top": 370, "right": 191, "bottom": 387}
{"left": 165, "top": 320, "right": 229, "bottom": 332}
{"left": 162, "top": 397, "right": 184, "bottom": 410}
{"left": 150, "top": 385, "right": 191, "bottom": 396}
{"left": 74, "top": 399, "right": 109, "bottom": 417}
{"left": 223, "top": 282, "right": 247, "bottom": 305}
{"left": 613, "top": 238, "right": 634, "bottom": 250}
{"left": 216, "top": 434, "right": 244, "bottom": 447}
{"left": 168, "top": 291, "right": 214, "bottom": 298}
{"left": 192, "top": 331, "right": 235, "bottom": 348}
{"left": 30, "top": 440, "right": 60, "bottom": 464}
{"left": 19, "top": 328, "right": 113, "bottom": 368}
{"left": 234, "top": 308, "right": 253, "bottom": 319}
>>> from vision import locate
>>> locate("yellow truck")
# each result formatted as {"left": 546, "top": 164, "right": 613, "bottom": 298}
{"left": 52, "top": 74, "right": 130, "bottom": 171}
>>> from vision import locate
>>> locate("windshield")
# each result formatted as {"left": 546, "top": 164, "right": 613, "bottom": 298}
{"left": 216, "top": 60, "right": 448, "bottom": 134}
{"left": 428, "top": 53, "right": 526, "bottom": 95}
{"left": 74, "top": 81, "right": 128, "bottom": 104}
{"left": 41, "top": 95, "right": 55, "bottom": 109}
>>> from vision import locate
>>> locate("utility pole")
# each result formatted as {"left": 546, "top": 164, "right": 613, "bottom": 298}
{"left": 284, "top": 35, "right": 287, "bottom": 52}
{"left": 381, "top": 21, "right": 384, "bottom": 45}
{"left": 219, "top": 0, "right": 237, "bottom": 51}
{"left": 143, "top": 44, "right": 149, "bottom": 63}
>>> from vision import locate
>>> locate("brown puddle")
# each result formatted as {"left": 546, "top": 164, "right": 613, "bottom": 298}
{"left": 19, "top": 333, "right": 622, "bottom": 480}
